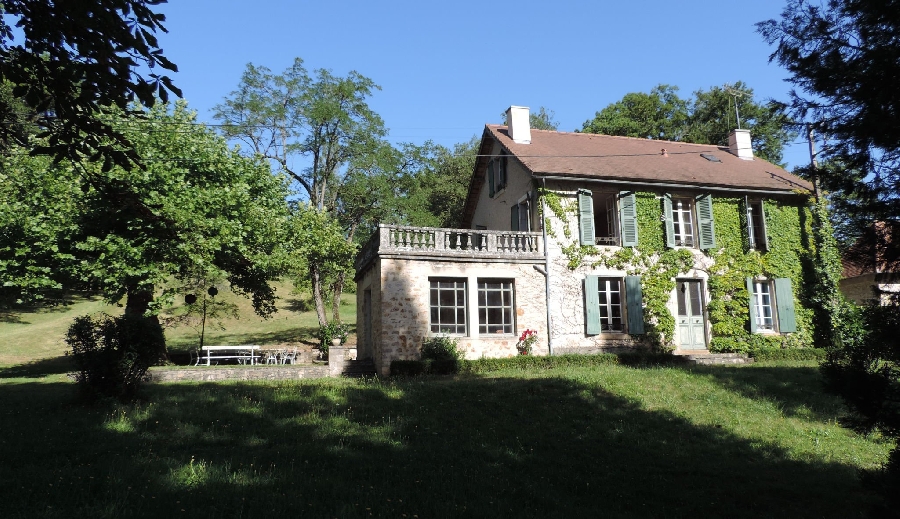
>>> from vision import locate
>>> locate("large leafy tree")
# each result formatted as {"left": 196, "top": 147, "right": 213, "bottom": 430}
{"left": 581, "top": 83, "right": 795, "bottom": 165}
{"left": 1, "top": 102, "right": 289, "bottom": 352}
{"left": 0, "top": 0, "right": 180, "bottom": 169}
{"left": 214, "top": 58, "right": 389, "bottom": 326}
{"left": 758, "top": 0, "right": 900, "bottom": 226}
{"left": 581, "top": 84, "right": 689, "bottom": 141}
{"left": 759, "top": 1, "right": 900, "bottom": 507}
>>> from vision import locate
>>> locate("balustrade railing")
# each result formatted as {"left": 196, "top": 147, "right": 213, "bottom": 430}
{"left": 356, "top": 224, "right": 543, "bottom": 271}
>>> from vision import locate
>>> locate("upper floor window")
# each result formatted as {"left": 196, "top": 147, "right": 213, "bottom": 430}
{"left": 746, "top": 199, "right": 768, "bottom": 251}
{"left": 577, "top": 190, "right": 638, "bottom": 247}
{"left": 510, "top": 194, "right": 531, "bottom": 232}
{"left": 487, "top": 153, "right": 508, "bottom": 197}
{"left": 663, "top": 193, "right": 715, "bottom": 249}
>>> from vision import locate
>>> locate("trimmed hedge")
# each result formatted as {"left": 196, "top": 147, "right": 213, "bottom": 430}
{"left": 748, "top": 347, "right": 826, "bottom": 361}
{"left": 390, "top": 352, "right": 691, "bottom": 376}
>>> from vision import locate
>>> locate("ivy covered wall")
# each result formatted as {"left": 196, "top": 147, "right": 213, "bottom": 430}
{"left": 539, "top": 187, "right": 818, "bottom": 353}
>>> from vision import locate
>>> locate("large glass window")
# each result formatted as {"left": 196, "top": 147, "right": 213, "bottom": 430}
{"left": 430, "top": 279, "right": 467, "bottom": 334}
{"left": 598, "top": 278, "right": 624, "bottom": 332}
{"left": 478, "top": 279, "right": 515, "bottom": 334}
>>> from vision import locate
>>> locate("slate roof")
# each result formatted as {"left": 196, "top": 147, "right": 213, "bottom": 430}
{"left": 485, "top": 125, "right": 813, "bottom": 192}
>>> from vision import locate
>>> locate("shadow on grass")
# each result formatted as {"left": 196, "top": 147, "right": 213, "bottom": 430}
{"left": 0, "top": 373, "right": 882, "bottom": 518}
{"left": 0, "top": 355, "right": 75, "bottom": 378}
{"left": 0, "top": 293, "right": 104, "bottom": 324}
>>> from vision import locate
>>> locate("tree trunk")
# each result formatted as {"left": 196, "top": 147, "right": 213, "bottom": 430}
{"left": 310, "top": 263, "right": 329, "bottom": 327}
{"left": 124, "top": 285, "right": 168, "bottom": 363}
{"left": 331, "top": 271, "right": 346, "bottom": 323}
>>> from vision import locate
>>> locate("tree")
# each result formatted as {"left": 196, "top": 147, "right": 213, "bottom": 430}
{"left": 759, "top": 2, "right": 900, "bottom": 509}
{"left": 214, "top": 58, "right": 389, "bottom": 326}
{"left": 684, "top": 82, "right": 795, "bottom": 166}
{"left": 0, "top": 0, "right": 180, "bottom": 169}
{"left": 581, "top": 83, "right": 795, "bottom": 165}
{"left": 581, "top": 84, "right": 689, "bottom": 141}
{"left": 758, "top": 0, "right": 900, "bottom": 227}
{"left": 530, "top": 107, "right": 559, "bottom": 131}
{"left": 1, "top": 102, "right": 289, "bottom": 355}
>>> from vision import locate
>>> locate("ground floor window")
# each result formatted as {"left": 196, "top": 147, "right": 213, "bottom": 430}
{"left": 478, "top": 279, "right": 515, "bottom": 334}
{"left": 597, "top": 278, "right": 624, "bottom": 332}
{"left": 430, "top": 279, "right": 467, "bottom": 334}
{"left": 750, "top": 280, "right": 775, "bottom": 331}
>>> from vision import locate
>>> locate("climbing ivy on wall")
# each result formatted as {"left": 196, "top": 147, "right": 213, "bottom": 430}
{"left": 706, "top": 197, "right": 815, "bottom": 352}
{"left": 539, "top": 189, "right": 824, "bottom": 353}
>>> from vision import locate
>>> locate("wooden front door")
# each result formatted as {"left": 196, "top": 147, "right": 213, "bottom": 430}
{"left": 676, "top": 280, "right": 707, "bottom": 350}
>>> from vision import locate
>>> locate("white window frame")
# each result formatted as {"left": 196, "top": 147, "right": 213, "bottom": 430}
{"left": 429, "top": 278, "right": 468, "bottom": 335}
{"left": 598, "top": 278, "right": 625, "bottom": 333}
{"left": 751, "top": 280, "right": 776, "bottom": 331}
{"left": 747, "top": 200, "right": 767, "bottom": 250}
{"left": 593, "top": 192, "right": 620, "bottom": 246}
{"left": 478, "top": 279, "right": 515, "bottom": 335}
{"left": 672, "top": 198, "right": 695, "bottom": 247}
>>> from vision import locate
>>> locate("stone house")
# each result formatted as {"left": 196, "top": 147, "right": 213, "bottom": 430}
{"left": 355, "top": 106, "right": 816, "bottom": 375}
{"left": 840, "top": 221, "right": 900, "bottom": 304}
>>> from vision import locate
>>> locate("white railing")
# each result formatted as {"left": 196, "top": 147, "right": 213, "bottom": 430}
{"left": 356, "top": 224, "right": 543, "bottom": 271}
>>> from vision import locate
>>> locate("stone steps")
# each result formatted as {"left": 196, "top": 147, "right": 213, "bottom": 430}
{"left": 679, "top": 352, "right": 753, "bottom": 365}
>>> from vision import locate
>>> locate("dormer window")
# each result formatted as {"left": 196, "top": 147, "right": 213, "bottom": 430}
{"left": 487, "top": 153, "right": 508, "bottom": 197}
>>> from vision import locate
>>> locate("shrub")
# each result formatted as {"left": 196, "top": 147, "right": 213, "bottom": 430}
{"left": 317, "top": 321, "right": 350, "bottom": 355}
{"left": 421, "top": 336, "right": 463, "bottom": 362}
{"left": 749, "top": 347, "right": 826, "bottom": 362}
{"left": 65, "top": 314, "right": 165, "bottom": 399}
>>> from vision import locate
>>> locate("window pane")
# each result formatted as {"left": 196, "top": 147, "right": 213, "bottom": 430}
{"left": 478, "top": 280, "right": 515, "bottom": 335}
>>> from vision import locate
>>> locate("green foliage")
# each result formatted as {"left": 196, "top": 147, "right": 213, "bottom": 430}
{"left": 582, "top": 84, "right": 689, "bottom": 141}
{"left": 706, "top": 197, "right": 816, "bottom": 352}
{"left": 65, "top": 313, "right": 164, "bottom": 399}
{"left": 1, "top": 101, "right": 290, "bottom": 319}
{"left": 581, "top": 82, "right": 795, "bottom": 164}
{"left": 421, "top": 335, "right": 463, "bottom": 362}
{"left": 0, "top": 0, "right": 181, "bottom": 170}
{"left": 759, "top": 0, "right": 900, "bottom": 225}
{"left": 750, "top": 347, "right": 826, "bottom": 362}
{"left": 317, "top": 321, "right": 350, "bottom": 354}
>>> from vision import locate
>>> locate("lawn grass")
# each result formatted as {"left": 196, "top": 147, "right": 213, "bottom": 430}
{"left": 0, "top": 361, "right": 890, "bottom": 518}
{"left": 0, "top": 282, "right": 356, "bottom": 368}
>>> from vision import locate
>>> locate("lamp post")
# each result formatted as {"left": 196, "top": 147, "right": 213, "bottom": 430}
{"left": 186, "top": 286, "right": 218, "bottom": 350}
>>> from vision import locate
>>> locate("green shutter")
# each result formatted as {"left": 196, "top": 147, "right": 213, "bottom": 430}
{"left": 487, "top": 160, "right": 495, "bottom": 198}
{"left": 578, "top": 189, "right": 595, "bottom": 246}
{"left": 619, "top": 192, "right": 638, "bottom": 247}
{"left": 498, "top": 156, "right": 507, "bottom": 189}
{"left": 663, "top": 194, "right": 676, "bottom": 248}
{"left": 774, "top": 278, "right": 797, "bottom": 333}
{"left": 624, "top": 276, "right": 645, "bottom": 334}
{"left": 585, "top": 275, "right": 600, "bottom": 335}
{"left": 697, "top": 194, "right": 716, "bottom": 249}
{"left": 510, "top": 205, "right": 519, "bottom": 231}
{"left": 746, "top": 277, "right": 758, "bottom": 333}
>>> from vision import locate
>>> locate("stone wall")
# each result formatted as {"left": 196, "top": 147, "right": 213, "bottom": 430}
{"left": 375, "top": 256, "right": 547, "bottom": 375}
{"left": 147, "top": 365, "right": 329, "bottom": 383}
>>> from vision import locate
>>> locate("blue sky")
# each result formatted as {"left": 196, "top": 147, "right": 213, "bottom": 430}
{"left": 155, "top": 0, "right": 810, "bottom": 170}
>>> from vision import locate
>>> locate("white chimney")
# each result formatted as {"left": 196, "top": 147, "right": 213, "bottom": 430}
{"left": 506, "top": 105, "right": 531, "bottom": 144}
{"left": 728, "top": 129, "right": 753, "bottom": 160}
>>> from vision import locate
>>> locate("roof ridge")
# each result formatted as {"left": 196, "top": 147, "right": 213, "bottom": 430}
{"left": 486, "top": 124, "right": 728, "bottom": 148}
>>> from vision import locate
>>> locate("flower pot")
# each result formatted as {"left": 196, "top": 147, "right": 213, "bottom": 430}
{"left": 331, "top": 338, "right": 342, "bottom": 347}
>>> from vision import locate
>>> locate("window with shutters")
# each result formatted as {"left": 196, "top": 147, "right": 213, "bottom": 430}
{"left": 747, "top": 277, "right": 797, "bottom": 334}
{"left": 578, "top": 190, "right": 638, "bottom": 247}
{"left": 429, "top": 279, "right": 467, "bottom": 335}
{"left": 584, "top": 275, "right": 645, "bottom": 335}
{"left": 664, "top": 194, "right": 714, "bottom": 249}
{"left": 478, "top": 279, "right": 515, "bottom": 334}
{"left": 510, "top": 194, "right": 531, "bottom": 232}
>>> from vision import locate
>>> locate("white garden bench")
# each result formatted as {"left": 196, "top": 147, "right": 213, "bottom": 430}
{"left": 198, "top": 345, "right": 261, "bottom": 366}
